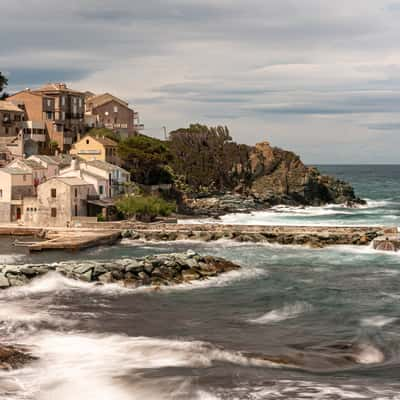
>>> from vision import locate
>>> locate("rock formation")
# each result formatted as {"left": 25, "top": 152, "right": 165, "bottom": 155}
{"left": 0, "top": 252, "right": 240, "bottom": 289}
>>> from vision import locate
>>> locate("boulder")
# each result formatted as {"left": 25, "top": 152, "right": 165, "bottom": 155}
{"left": 182, "top": 269, "right": 201, "bottom": 281}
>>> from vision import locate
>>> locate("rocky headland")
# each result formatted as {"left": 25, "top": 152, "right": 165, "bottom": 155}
{"left": 0, "top": 251, "right": 240, "bottom": 289}
{"left": 177, "top": 141, "right": 365, "bottom": 217}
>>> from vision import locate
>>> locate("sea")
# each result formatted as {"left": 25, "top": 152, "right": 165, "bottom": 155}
{"left": 1, "top": 165, "right": 400, "bottom": 400}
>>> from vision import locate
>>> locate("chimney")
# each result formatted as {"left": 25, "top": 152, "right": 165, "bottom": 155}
{"left": 71, "top": 156, "right": 79, "bottom": 170}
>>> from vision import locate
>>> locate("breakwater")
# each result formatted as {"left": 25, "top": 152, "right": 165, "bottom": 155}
{"left": 0, "top": 251, "right": 240, "bottom": 289}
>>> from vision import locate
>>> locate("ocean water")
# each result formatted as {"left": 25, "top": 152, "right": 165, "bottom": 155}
{"left": 181, "top": 165, "right": 400, "bottom": 227}
{"left": 1, "top": 165, "right": 400, "bottom": 399}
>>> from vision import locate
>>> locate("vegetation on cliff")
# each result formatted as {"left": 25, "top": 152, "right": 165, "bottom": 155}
{"left": 116, "top": 195, "right": 176, "bottom": 222}
{"left": 0, "top": 72, "right": 9, "bottom": 100}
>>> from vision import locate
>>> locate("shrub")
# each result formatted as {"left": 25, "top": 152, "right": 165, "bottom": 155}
{"left": 115, "top": 195, "right": 176, "bottom": 222}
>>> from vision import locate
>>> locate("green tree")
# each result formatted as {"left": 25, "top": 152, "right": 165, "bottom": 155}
{"left": 0, "top": 72, "right": 9, "bottom": 100}
{"left": 115, "top": 195, "right": 176, "bottom": 222}
{"left": 169, "top": 124, "right": 251, "bottom": 192}
{"left": 118, "top": 135, "right": 173, "bottom": 185}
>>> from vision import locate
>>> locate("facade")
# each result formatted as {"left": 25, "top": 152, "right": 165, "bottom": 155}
{"left": 85, "top": 93, "right": 143, "bottom": 138}
{"left": 8, "top": 158, "right": 49, "bottom": 188}
{"left": 81, "top": 159, "right": 130, "bottom": 197}
{"left": 22, "top": 177, "right": 96, "bottom": 227}
{"left": 70, "top": 135, "right": 120, "bottom": 165}
{"left": 9, "top": 83, "right": 85, "bottom": 152}
{"left": 7, "top": 91, "right": 52, "bottom": 154}
{"left": 0, "top": 168, "right": 34, "bottom": 223}
{"left": 0, "top": 101, "right": 25, "bottom": 164}
{"left": 59, "top": 158, "right": 109, "bottom": 199}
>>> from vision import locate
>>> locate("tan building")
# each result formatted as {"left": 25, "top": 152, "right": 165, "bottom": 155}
{"left": 8, "top": 158, "right": 49, "bottom": 188}
{"left": 0, "top": 168, "right": 34, "bottom": 223}
{"left": 70, "top": 134, "right": 120, "bottom": 165}
{"left": 85, "top": 93, "right": 143, "bottom": 138}
{"left": 9, "top": 83, "right": 85, "bottom": 152}
{"left": 23, "top": 177, "right": 96, "bottom": 227}
{"left": 0, "top": 101, "right": 25, "bottom": 164}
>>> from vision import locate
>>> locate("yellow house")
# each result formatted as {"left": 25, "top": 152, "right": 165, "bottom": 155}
{"left": 70, "top": 135, "right": 119, "bottom": 165}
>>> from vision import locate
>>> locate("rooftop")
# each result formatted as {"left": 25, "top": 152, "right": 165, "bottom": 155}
{"left": 82, "top": 135, "right": 118, "bottom": 147}
{"left": 29, "top": 155, "right": 59, "bottom": 166}
{"left": 0, "top": 100, "right": 24, "bottom": 113}
{"left": 48, "top": 176, "right": 92, "bottom": 186}
{"left": 0, "top": 167, "right": 32, "bottom": 175}
{"left": 33, "top": 82, "right": 84, "bottom": 95}
{"left": 86, "top": 159, "right": 127, "bottom": 173}
{"left": 87, "top": 93, "right": 129, "bottom": 109}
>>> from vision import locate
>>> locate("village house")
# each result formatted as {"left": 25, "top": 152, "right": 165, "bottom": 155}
{"left": 85, "top": 93, "right": 143, "bottom": 138}
{"left": 0, "top": 101, "right": 25, "bottom": 165}
{"left": 59, "top": 158, "right": 109, "bottom": 199}
{"left": 28, "top": 154, "right": 72, "bottom": 177}
{"left": 22, "top": 176, "right": 96, "bottom": 227}
{"left": 8, "top": 158, "right": 48, "bottom": 188}
{"left": 0, "top": 168, "right": 34, "bottom": 223}
{"left": 70, "top": 134, "right": 120, "bottom": 165}
{"left": 9, "top": 83, "right": 85, "bottom": 152}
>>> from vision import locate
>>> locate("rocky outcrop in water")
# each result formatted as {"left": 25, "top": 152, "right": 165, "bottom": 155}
{"left": 0, "top": 345, "right": 36, "bottom": 370}
{"left": 0, "top": 252, "right": 240, "bottom": 289}
{"left": 180, "top": 141, "right": 365, "bottom": 216}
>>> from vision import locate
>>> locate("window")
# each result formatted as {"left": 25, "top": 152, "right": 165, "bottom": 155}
{"left": 61, "top": 111, "right": 66, "bottom": 120}
{"left": 47, "top": 99, "right": 51, "bottom": 107}
{"left": 74, "top": 205, "right": 78, "bottom": 217}
{"left": 113, "top": 106, "right": 118, "bottom": 113}
{"left": 99, "top": 185, "right": 104, "bottom": 195}
{"left": 0, "top": 189, "right": 2, "bottom": 198}
{"left": 51, "top": 208, "right": 57, "bottom": 218}
{"left": 79, "top": 98, "right": 83, "bottom": 107}
{"left": 51, "top": 188, "right": 57, "bottom": 198}
{"left": 46, "top": 111, "right": 52, "bottom": 120}
{"left": 74, "top": 188, "right": 78, "bottom": 198}
{"left": 5, "top": 127, "right": 9, "bottom": 135}
{"left": 23, "top": 175, "right": 26, "bottom": 181}
{"left": 86, "top": 139, "right": 89, "bottom": 144}
{"left": 61, "top": 97, "right": 65, "bottom": 106}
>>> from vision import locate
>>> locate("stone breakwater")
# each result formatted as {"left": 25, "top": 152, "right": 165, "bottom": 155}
{"left": 0, "top": 251, "right": 240, "bottom": 289}
{"left": 121, "top": 224, "right": 386, "bottom": 247}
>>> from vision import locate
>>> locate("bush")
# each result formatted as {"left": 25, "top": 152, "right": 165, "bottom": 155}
{"left": 115, "top": 195, "right": 176, "bottom": 222}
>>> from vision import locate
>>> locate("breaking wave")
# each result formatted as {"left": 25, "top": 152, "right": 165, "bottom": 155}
{"left": 248, "top": 302, "right": 312, "bottom": 324}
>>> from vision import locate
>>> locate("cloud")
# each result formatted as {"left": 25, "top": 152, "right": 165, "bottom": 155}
{"left": 2, "top": 0, "right": 400, "bottom": 162}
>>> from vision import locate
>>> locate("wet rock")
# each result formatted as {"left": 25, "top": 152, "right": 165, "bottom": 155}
{"left": 98, "top": 272, "right": 114, "bottom": 284}
{"left": 0, "top": 345, "right": 37, "bottom": 370}
{"left": 182, "top": 268, "right": 201, "bottom": 281}
{"left": 0, "top": 274, "right": 10, "bottom": 288}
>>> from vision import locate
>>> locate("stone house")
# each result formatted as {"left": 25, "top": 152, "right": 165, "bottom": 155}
{"left": 8, "top": 158, "right": 48, "bottom": 188}
{"left": 80, "top": 159, "right": 130, "bottom": 197}
{"left": 28, "top": 154, "right": 71, "bottom": 177}
{"left": 0, "top": 168, "right": 34, "bottom": 223}
{"left": 70, "top": 134, "right": 120, "bottom": 165}
{"left": 59, "top": 158, "right": 109, "bottom": 199}
{"left": 85, "top": 93, "right": 143, "bottom": 138}
{"left": 23, "top": 177, "right": 96, "bottom": 227}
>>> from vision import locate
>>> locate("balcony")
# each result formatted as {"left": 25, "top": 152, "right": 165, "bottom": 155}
{"left": 134, "top": 124, "right": 144, "bottom": 131}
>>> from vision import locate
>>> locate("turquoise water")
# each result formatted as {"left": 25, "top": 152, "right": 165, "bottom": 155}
{"left": 1, "top": 165, "right": 400, "bottom": 399}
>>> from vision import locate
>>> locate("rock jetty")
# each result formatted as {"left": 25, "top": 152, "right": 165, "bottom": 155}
{"left": 0, "top": 251, "right": 240, "bottom": 289}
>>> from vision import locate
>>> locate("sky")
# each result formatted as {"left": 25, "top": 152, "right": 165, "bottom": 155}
{"left": 2, "top": 0, "right": 400, "bottom": 163}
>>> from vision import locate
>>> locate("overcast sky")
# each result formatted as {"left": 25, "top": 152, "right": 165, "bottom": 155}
{"left": 2, "top": 0, "right": 400, "bottom": 163}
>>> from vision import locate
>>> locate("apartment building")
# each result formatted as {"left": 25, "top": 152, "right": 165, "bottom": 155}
{"left": 0, "top": 101, "right": 25, "bottom": 164}
{"left": 9, "top": 83, "right": 85, "bottom": 152}
{"left": 85, "top": 93, "right": 143, "bottom": 138}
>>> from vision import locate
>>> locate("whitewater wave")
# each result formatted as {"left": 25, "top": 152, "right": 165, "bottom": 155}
{"left": 361, "top": 316, "right": 397, "bottom": 328}
{"left": 0, "top": 253, "right": 26, "bottom": 264}
{"left": 248, "top": 302, "right": 312, "bottom": 324}
{"left": 4, "top": 332, "right": 284, "bottom": 400}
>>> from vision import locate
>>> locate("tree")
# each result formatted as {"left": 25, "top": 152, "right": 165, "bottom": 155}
{"left": 115, "top": 195, "right": 176, "bottom": 222}
{"left": 118, "top": 135, "right": 173, "bottom": 185}
{"left": 168, "top": 124, "right": 251, "bottom": 192}
{"left": 0, "top": 72, "right": 9, "bottom": 100}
